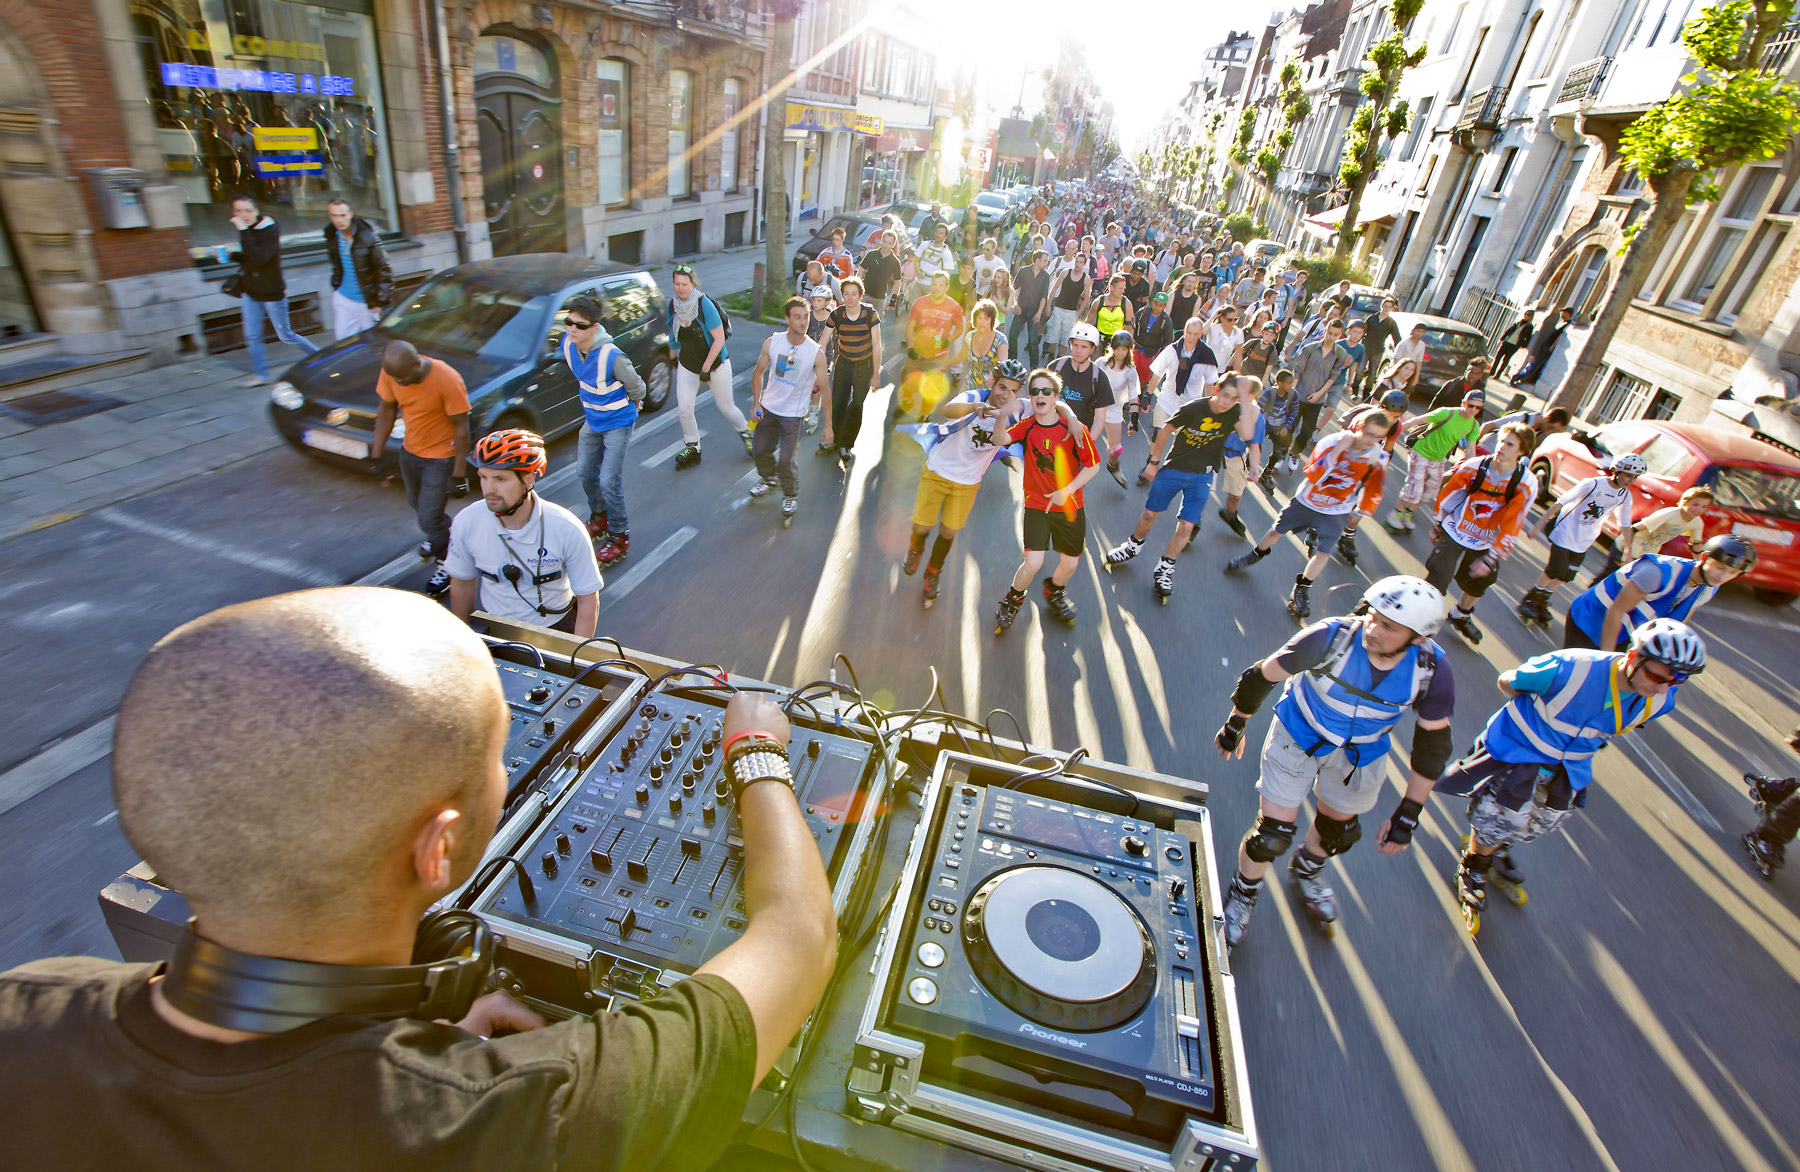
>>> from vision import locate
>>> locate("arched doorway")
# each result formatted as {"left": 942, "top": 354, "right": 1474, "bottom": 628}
{"left": 474, "top": 29, "right": 564, "bottom": 256}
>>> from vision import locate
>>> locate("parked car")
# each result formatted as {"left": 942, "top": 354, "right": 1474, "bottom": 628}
{"left": 791, "top": 213, "right": 886, "bottom": 276}
{"left": 269, "top": 255, "right": 672, "bottom": 473}
{"left": 1532, "top": 419, "right": 1800, "bottom": 605}
{"left": 1387, "top": 311, "right": 1490, "bottom": 385}
{"left": 1247, "top": 238, "right": 1285, "bottom": 265}
{"left": 973, "top": 190, "right": 1011, "bottom": 229}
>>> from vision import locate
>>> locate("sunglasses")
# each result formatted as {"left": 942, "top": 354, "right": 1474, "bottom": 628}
{"left": 1029, "top": 386, "right": 1058, "bottom": 397}
{"left": 1641, "top": 663, "right": 1687, "bottom": 685}
{"left": 672, "top": 264, "right": 695, "bottom": 277}
{"left": 567, "top": 319, "right": 596, "bottom": 330}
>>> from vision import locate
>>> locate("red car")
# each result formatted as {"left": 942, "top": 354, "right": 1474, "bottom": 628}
{"left": 1531, "top": 420, "right": 1800, "bottom": 606}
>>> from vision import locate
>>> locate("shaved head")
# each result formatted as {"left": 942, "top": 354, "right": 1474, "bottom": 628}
{"left": 113, "top": 588, "right": 508, "bottom": 937}
{"left": 382, "top": 340, "right": 422, "bottom": 379}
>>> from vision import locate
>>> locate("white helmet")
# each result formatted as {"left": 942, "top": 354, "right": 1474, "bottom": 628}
{"left": 1362, "top": 574, "right": 1446, "bottom": 637}
{"left": 1607, "top": 452, "right": 1646, "bottom": 476}
{"left": 1629, "top": 617, "right": 1706, "bottom": 676}
{"left": 1068, "top": 321, "right": 1102, "bottom": 347}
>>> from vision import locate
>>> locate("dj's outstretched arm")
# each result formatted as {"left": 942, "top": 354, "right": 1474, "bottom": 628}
{"left": 694, "top": 694, "right": 838, "bottom": 1083}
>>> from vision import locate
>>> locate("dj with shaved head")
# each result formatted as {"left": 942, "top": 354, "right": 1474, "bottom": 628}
{"left": 0, "top": 587, "right": 837, "bottom": 1170}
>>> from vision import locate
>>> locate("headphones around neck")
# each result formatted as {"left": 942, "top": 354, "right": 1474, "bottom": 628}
{"left": 159, "top": 910, "right": 494, "bottom": 1034}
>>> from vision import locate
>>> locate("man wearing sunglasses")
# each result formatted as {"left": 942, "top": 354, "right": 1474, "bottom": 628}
{"left": 1434, "top": 618, "right": 1705, "bottom": 935}
{"left": 994, "top": 370, "right": 1101, "bottom": 632}
{"left": 562, "top": 295, "right": 646, "bottom": 567}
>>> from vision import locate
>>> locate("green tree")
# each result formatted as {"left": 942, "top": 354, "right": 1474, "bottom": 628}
{"left": 761, "top": 0, "right": 804, "bottom": 309}
{"left": 1335, "top": 0, "right": 1427, "bottom": 262}
{"left": 1261, "top": 62, "right": 1313, "bottom": 222}
{"left": 1548, "top": 0, "right": 1800, "bottom": 411}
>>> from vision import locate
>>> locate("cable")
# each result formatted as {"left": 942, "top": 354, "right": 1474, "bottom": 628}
{"left": 565, "top": 634, "right": 628, "bottom": 672}
{"left": 984, "top": 707, "right": 1026, "bottom": 748}
{"left": 648, "top": 662, "right": 737, "bottom": 691}
{"left": 482, "top": 639, "right": 545, "bottom": 669}
{"left": 456, "top": 854, "right": 536, "bottom": 909}
{"left": 543, "top": 658, "right": 641, "bottom": 719}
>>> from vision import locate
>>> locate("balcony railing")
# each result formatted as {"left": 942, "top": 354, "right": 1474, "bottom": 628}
{"left": 1763, "top": 18, "right": 1800, "bottom": 72}
{"left": 1456, "top": 85, "right": 1508, "bottom": 131}
{"left": 672, "top": 0, "right": 757, "bottom": 36}
{"left": 1557, "top": 57, "right": 1610, "bottom": 104}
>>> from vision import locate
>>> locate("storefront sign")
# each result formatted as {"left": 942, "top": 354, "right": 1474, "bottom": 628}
{"left": 253, "top": 127, "right": 318, "bottom": 152}
{"left": 785, "top": 102, "right": 882, "bottom": 137}
{"left": 877, "top": 129, "right": 927, "bottom": 153}
{"left": 160, "top": 61, "right": 355, "bottom": 97}
{"left": 255, "top": 154, "right": 322, "bottom": 175}
{"left": 185, "top": 29, "right": 327, "bottom": 62}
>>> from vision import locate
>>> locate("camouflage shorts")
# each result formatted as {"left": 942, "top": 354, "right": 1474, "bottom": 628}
{"left": 1467, "top": 787, "right": 1578, "bottom": 849}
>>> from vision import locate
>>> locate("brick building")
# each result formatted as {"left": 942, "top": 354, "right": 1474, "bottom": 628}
{"left": 0, "top": 0, "right": 772, "bottom": 367}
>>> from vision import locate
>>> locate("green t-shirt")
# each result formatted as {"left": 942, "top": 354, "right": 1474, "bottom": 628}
{"left": 1409, "top": 407, "right": 1480, "bottom": 461}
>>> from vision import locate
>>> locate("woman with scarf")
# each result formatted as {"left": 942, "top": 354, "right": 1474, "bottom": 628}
{"left": 665, "top": 266, "right": 751, "bottom": 469}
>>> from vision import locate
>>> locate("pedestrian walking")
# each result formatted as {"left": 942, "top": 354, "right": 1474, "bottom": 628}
{"left": 747, "top": 297, "right": 832, "bottom": 527}
{"left": 1491, "top": 310, "right": 1535, "bottom": 379}
{"left": 1513, "top": 306, "right": 1575, "bottom": 385}
{"left": 561, "top": 295, "right": 646, "bottom": 568}
{"left": 816, "top": 276, "right": 882, "bottom": 463}
{"left": 325, "top": 198, "right": 393, "bottom": 338}
{"left": 368, "top": 340, "right": 470, "bottom": 595}
{"left": 227, "top": 195, "right": 319, "bottom": 387}
{"left": 666, "top": 264, "right": 750, "bottom": 469}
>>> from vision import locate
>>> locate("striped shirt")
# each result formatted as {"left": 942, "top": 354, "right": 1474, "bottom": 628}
{"left": 828, "top": 304, "right": 880, "bottom": 362}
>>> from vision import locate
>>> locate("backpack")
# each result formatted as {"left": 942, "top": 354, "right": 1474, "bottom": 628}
{"left": 1473, "top": 454, "right": 1527, "bottom": 504}
{"left": 671, "top": 293, "right": 733, "bottom": 340}
{"left": 1312, "top": 616, "right": 1439, "bottom": 710}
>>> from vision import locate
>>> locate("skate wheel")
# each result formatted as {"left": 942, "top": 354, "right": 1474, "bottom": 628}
{"left": 1502, "top": 884, "right": 1528, "bottom": 907}
{"left": 1317, "top": 919, "right": 1335, "bottom": 939}
{"left": 1158, "top": 593, "right": 1168, "bottom": 605}
{"left": 1459, "top": 835, "right": 1472, "bottom": 851}
{"left": 1462, "top": 908, "right": 1481, "bottom": 936}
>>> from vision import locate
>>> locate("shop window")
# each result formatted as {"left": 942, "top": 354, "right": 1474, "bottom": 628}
{"left": 134, "top": 0, "right": 398, "bottom": 256}
{"left": 609, "top": 230, "right": 643, "bottom": 265}
{"left": 597, "top": 59, "right": 631, "bottom": 207}
{"left": 673, "top": 219, "right": 701, "bottom": 256}
{"left": 668, "top": 70, "right": 692, "bottom": 200}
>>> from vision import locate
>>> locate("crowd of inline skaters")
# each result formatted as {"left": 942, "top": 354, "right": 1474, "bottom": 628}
{"left": 425, "top": 173, "right": 1796, "bottom": 938}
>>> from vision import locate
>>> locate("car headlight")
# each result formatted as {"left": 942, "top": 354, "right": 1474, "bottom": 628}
{"left": 269, "top": 381, "right": 303, "bottom": 411}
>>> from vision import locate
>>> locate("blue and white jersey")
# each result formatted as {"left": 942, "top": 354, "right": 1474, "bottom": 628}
{"left": 1568, "top": 554, "right": 1715, "bottom": 649}
{"left": 563, "top": 335, "right": 636, "bottom": 433}
{"left": 1482, "top": 649, "right": 1680, "bottom": 790}
{"left": 1274, "top": 618, "right": 1440, "bottom": 766}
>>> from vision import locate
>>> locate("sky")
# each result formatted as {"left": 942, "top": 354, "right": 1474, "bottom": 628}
{"left": 895, "top": 0, "right": 1253, "bottom": 147}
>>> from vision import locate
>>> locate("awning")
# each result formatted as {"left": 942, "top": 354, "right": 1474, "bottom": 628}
{"left": 1302, "top": 195, "right": 1400, "bottom": 237}
{"left": 876, "top": 127, "right": 931, "bottom": 153}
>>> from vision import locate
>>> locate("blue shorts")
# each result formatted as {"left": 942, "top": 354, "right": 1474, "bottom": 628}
{"left": 1144, "top": 468, "right": 1215, "bottom": 524}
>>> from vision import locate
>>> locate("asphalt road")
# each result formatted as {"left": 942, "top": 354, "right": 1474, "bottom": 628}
{"left": 1, "top": 311, "right": 1797, "bottom": 1172}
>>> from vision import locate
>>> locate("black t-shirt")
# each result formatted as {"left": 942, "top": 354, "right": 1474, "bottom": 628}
{"left": 1015, "top": 265, "right": 1051, "bottom": 318}
{"left": 1170, "top": 289, "right": 1198, "bottom": 328}
{"left": 1051, "top": 261, "right": 1087, "bottom": 310}
{"left": 1049, "top": 357, "right": 1113, "bottom": 428}
{"left": 1163, "top": 398, "right": 1238, "bottom": 473}
{"left": 1124, "top": 274, "right": 1152, "bottom": 318}
{"left": 0, "top": 958, "right": 756, "bottom": 1172}
{"left": 860, "top": 251, "right": 904, "bottom": 298}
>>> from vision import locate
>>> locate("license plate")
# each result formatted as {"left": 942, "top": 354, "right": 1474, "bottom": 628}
{"left": 301, "top": 429, "right": 370, "bottom": 460}
{"left": 1732, "top": 522, "right": 1795, "bottom": 547}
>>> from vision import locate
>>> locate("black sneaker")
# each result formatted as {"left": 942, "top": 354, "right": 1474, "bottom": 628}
{"left": 425, "top": 562, "right": 451, "bottom": 596}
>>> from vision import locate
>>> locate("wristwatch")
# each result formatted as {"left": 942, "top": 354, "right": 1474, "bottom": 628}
{"left": 727, "top": 746, "right": 794, "bottom": 797}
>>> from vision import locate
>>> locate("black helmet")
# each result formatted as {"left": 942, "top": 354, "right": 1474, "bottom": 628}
{"left": 993, "top": 358, "right": 1029, "bottom": 386}
{"left": 1697, "top": 533, "right": 1758, "bottom": 572}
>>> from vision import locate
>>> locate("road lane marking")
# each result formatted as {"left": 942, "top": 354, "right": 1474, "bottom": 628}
{"left": 599, "top": 526, "right": 697, "bottom": 605}
{"left": 641, "top": 431, "right": 706, "bottom": 468}
{"left": 96, "top": 510, "right": 336, "bottom": 587}
{"left": 1620, "top": 738, "right": 1723, "bottom": 832}
{"left": 94, "top": 810, "right": 118, "bottom": 826}
{"left": 0, "top": 717, "right": 115, "bottom": 820}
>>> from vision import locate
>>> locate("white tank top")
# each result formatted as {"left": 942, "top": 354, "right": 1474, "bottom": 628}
{"left": 761, "top": 333, "right": 820, "bottom": 418}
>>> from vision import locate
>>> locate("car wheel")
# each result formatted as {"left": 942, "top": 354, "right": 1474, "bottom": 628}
{"left": 1530, "top": 459, "right": 1553, "bottom": 503}
{"left": 489, "top": 410, "right": 533, "bottom": 440}
{"left": 642, "top": 359, "right": 672, "bottom": 413}
{"left": 1753, "top": 587, "right": 1799, "bottom": 608}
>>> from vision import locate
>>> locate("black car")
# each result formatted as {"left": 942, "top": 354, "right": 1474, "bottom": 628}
{"left": 269, "top": 255, "right": 673, "bottom": 472}
{"left": 790, "top": 213, "right": 886, "bottom": 276}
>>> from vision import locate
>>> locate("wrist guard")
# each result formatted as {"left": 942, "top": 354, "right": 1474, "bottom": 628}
{"left": 1215, "top": 713, "right": 1248, "bottom": 755}
{"left": 1385, "top": 798, "right": 1424, "bottom": 845}
{"left": 1230, "top": 664, "right": 1276, "bottom": 715}
{"left": 1411, "top": 722, "right": 1454, "bottom": 781}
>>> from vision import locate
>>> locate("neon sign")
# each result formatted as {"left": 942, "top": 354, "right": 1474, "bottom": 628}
{"left": 160, "top": 62, "right": 354, "bottom": 97}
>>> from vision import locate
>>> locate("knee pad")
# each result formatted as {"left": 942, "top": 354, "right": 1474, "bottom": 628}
{"left": 1315, "top": 811, "right": 1362, "bottom": 857}
{"left": 1243, "top": 815, "right": 1298, "bottom": 863}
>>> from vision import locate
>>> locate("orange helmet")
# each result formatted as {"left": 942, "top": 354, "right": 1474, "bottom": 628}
{"left": 472, "top": 428, "right": 547, "bottom": 476}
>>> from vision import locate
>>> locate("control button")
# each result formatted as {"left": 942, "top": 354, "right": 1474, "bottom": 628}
{"left": 953, "top": 831, "right": 964, "bottom": 841}
{"left": 668, "top": 793, "right": 683, "bottom": 814}
{"left": 928, "top": 899, "right": 942, "bottom": 912}
{"left": 554, "top": 830, "right": 571, "bottom": 855}
{"left": 922, "top": 916, "right": 939, "bottom": 930}
{"left": 527, "top": 684, "right": 551, "bottom": 703}
{"left": 682, "top": 775, "right": 697, "bottom": 793}
{"left": 944, "top": 857, "right": 961, "bottom": 869}
{"left": 714, "top": 777, "right": 731, "bottom": 799}
{"left": 917, "top": 942, "right": 946, "bottom": 968}
{"left": 540, "top": 851, "right": 558, "bottom": 877}
{"left": 940, "top": 901, "right": 957, "bottom": 914}
{"left": 572, "top": 823, "right": 588, "bottom": 835}
{"left": 590, "top": 848, "right": 611, "bottom": 871}
{"left": 1169, "top": 878, "right": 1188, "bottom": 902}
{"left": 1165, "top": 844, "right": 1185, "bottom": 862}
{"left": 907, "top": 976, "right": 939, "bottom": 1005}
{"left": 807, "top": 739, "right": 820, "bottom": 757}
{"left": 543, "top": 719, "right": 558, "bottom": 735}
{"left": 634, "top": 784, "right": 650, "bottom": 805}
{"left": 950, "top": 843, "right": 962, "bottom": 853}
{"left": 670, "top": 728, "right": 686, "bottom": 747}
{"left": 1123, "top": 835, "right": 1148, "bottom": 857}
{"left": 938, "top": 920, "right": 952, "bottom": 934}
{"left": 701, "top": 801, "right": 717, "bottom": 824}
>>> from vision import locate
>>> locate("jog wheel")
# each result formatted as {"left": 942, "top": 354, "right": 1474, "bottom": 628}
{"left": 962, "top": 865, "right": 1156, "bottom": 1031}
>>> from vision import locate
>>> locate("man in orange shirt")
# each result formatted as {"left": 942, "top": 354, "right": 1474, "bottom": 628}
{"left": 900, "top": 271, "right": 966, "bottom": 418}
{"left": 1425, "top": 422, "right": 1537, "bottom": 643}
{"left": 371, "top": 340, "right": 472, "bottom": 594}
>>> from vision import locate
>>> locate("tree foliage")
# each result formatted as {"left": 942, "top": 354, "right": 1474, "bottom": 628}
{"left": 1334, "top": 0, "right": 1427, "bottom": 261}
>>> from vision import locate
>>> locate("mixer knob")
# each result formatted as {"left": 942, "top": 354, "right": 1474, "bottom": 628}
{"left": 714, "top": 776, "right": 731, "bottom": 799}
{"left": 554, "top": 829, "right": 571, "bottom": 855}
{"left": 1169, "top": 878, "right": 1187, "bottom": 902}
{"left": 807, "top": 739, "right": 820, "bottom": 757}
{"left": 649, "top": 761, "right": 664, "bottom": 782}
{"left": 634, "top": 783, "right": 650, "bottom": 804}
{"left": 659, "top": 745, "right": 676, "bottom": 766}
{"left": 668, "top": 793, "right": 683, "bottom": 814}
{"left": 682, "top": 775, "right": 697, "bottom": 794}
{"left": 542, "top": 718, "right": 557, "bottom": 735}
{"left": 699, "top": 741, "right": 716, "bottom": 761}
{"left": 540, "top": 851, "right": 558, "bottom": 877}
{"left": 1122, "top": 835, "right": 1148, "bottom": 857}
{"left": 590, "top": 848, "right": 611, "bottom": 871}
{"left": 527, "top": 685, "right": 551, "bottom": 703}
{"left": 670, "top": 727, "right": 686, "bottom": 747}
{"left": 702, "top": 801, "right": 716, "bottom": 824}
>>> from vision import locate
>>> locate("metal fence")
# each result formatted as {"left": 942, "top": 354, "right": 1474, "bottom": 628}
{"left": 1557, "top": 57, "right": 1610, "bottom": 105}
{"left": 1449, "top": 285, "right": 1523, "bottom": 350}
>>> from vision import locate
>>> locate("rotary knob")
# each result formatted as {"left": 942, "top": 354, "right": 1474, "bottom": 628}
{"left": 634, "top": 783, "right": 650, "bottom": 805}
{"left": 649, "top": 761, "right": 664, "bottom": 783}
{"left": 668, "top": 793, "right": 683, "bottom": 814}
{"left": 1122, "top": 835, "right": 1148, "bottom": 857}
{"left": 554, "top": 829, "right": 571, "bottom": 855}
{"left": 527, "top": 684, "right": 551, "bottom": 703}
{"left": 659, "top": 745, "right": 676, "bottom": 766}
{"left": 702, "top": 801, "right": 717, "bottom": 824}
{"left": 540, "top": 851, "right": 558, "bottom": 877}
{"left": 714, "top": 776, "right": 731, "bottom": 800}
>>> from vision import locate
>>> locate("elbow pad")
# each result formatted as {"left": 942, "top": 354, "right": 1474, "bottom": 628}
{"left": 1231, "top": 664, "right": 1278, "bottom": 715}
{"left": 1411, "top": 723, "right": 1454, "bottom": 781}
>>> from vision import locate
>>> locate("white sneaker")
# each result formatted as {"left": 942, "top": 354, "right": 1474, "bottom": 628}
{"left": 241, "top": 375, "right": 268, "bottom": 388}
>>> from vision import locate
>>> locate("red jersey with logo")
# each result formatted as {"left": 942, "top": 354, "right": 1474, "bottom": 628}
{"left": 1434, "top": 455, "right": 1537, "bottom": 554}
{"left": 1293, "top": 431, "right": 1389, "bottom": 517}
{"left": 1009, "top": 416, "right": 1100, "bottom": 513}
